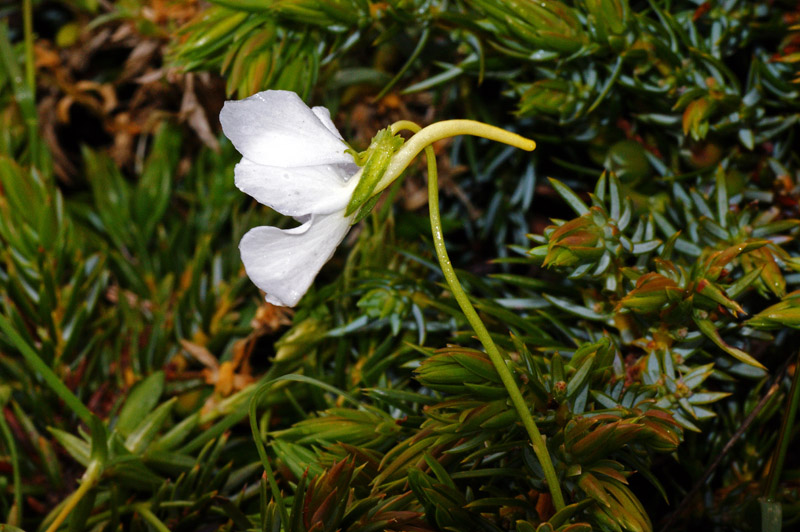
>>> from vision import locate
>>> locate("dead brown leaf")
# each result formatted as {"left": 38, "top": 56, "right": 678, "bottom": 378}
{"left": 33, "top": 0, "right": 223, "bottom": 181}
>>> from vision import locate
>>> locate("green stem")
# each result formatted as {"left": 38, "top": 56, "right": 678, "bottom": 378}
{"left": 393, "top": 121, "right": 565, "bottom": 510}
{"left": 766, "top": 351, "right": 800, "bottom": 500}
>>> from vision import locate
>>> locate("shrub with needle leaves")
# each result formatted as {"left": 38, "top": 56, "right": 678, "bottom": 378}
{"left": 2, "top": 1, "right": 800, "bottom": 531}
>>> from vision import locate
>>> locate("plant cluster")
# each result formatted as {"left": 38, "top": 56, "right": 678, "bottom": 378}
{"left": 1, "top": 1, "right": 799, "bottom": 532}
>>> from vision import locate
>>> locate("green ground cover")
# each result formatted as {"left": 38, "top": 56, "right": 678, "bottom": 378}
{"left": 1, "top": 0, "right": 799, "bottom": 530}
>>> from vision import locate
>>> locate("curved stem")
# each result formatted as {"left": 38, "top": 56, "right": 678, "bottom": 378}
{"left": 377, "top": 120, "right": 536, "bottom": 195}
{"left": 394, "top": 120, "right": 565, "bottom": 510}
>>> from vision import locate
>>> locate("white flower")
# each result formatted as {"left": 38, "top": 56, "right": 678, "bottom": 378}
{"left": 220, "top": 90, "right": 360, "bottom": 307}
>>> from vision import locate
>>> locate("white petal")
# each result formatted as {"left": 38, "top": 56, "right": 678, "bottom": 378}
{"left": 235, "top": 159, "right": 359, "bottom": 216}
{"left": 239, "top": 211, "right": 353, "bottom": 307}
{"left": 220, "top": 90, "right": 352, "bottom": 167}
{"left": 311, "top": 106, "right": 343, "bottom": 139}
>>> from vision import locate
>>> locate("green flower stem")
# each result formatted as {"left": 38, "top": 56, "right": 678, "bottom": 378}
{"left": 391, "top": 121, "right": 565, "bottom": 510}
{"left": 376, "top": 120, "right": 536, "bottom": 196}
{"left": 766, "top": 351, "right": 800, "bottom": 500}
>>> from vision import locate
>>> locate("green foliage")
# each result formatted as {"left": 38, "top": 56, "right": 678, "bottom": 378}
{"left": 2, "top": 0, "right": 800, "bottom": 531}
